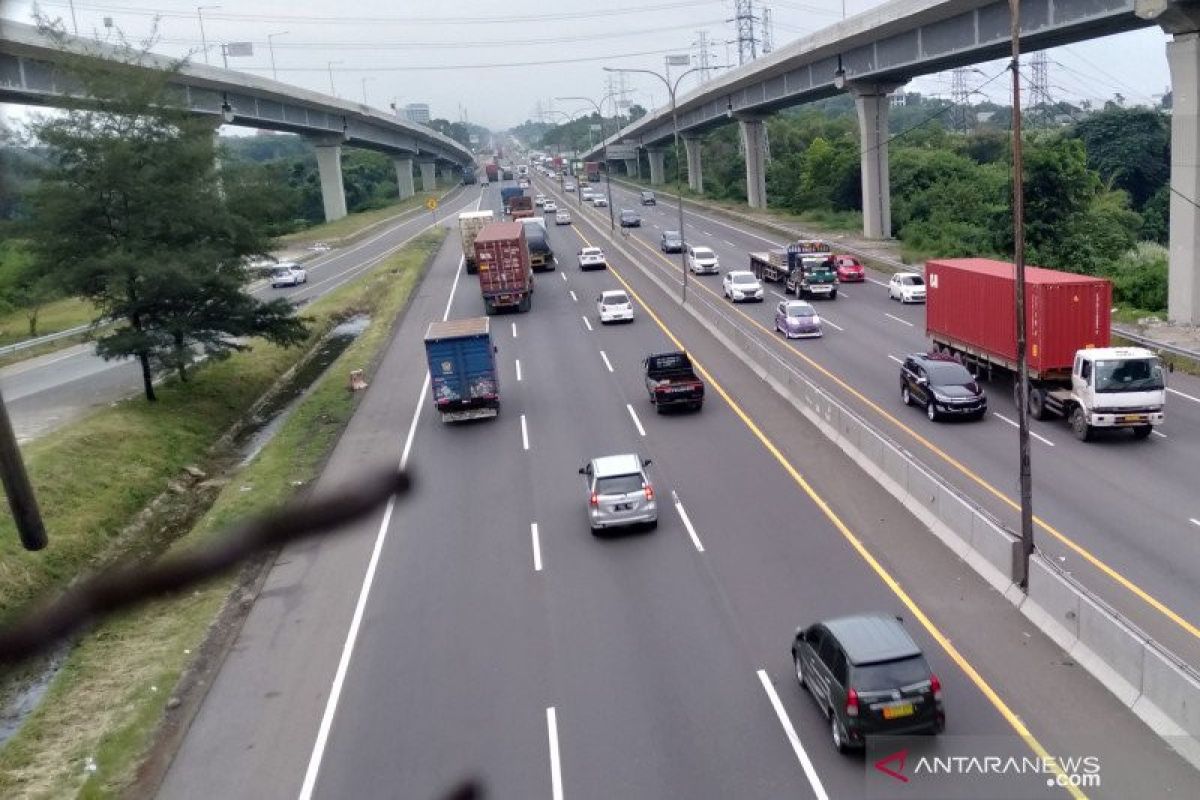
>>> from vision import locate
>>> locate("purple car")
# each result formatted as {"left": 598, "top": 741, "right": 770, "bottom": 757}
{"left": 775, "top": 300, "right": 823, "bottom": 338}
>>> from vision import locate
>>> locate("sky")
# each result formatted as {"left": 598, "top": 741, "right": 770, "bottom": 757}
{"left": 0, "top": 0, "right": 1174, "bottom": 132}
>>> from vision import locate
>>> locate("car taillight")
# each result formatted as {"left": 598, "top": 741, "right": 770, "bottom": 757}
{"left": 644, "top": 483, "right": 655, "bottom": 501}
{"left": 845, "top": 688, "right": 859, "bottom": 717}
{"left": 589, "top": 492, "right": 599, "bottom": 507}
{"left": 930, "top": 674, "right": 942, "bottom": 701}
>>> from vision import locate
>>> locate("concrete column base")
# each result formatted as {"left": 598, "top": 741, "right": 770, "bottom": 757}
{"left": 683, "top": 135, "right": 704, "bottom": 194}
{"left": 851, "top": 82, "right": 903, "bottom": 239}
{"left": 737, "top": 117, "right": 767, "bottom": 208}
{"left": 394, "top": 156, "right": 415, "bottom": 199}
{"left": 1167, "top": 32, "right": 1200, "bottom": 323}
{"left": 624, "top": 158, "right": 638, "bottom": 177}
{"left": 647, "top": 149, "right": 666, "bottom": 186}
{"left": 313, "top": 143, "right": 347, "bottom": 222}
{"left": 419, "top": 160, "right": 437, "bottom": 193}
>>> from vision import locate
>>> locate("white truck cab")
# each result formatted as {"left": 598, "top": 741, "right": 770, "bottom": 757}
{"left": 1055, "top": 347, "right": 1166, "bottom": 440}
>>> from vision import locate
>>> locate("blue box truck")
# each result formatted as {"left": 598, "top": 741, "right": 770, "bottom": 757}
{"left": 423, "top": 317, "right": 500, "bottom": 422}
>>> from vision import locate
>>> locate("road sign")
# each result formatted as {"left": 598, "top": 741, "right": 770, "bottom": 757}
{"left": 425, "top": 197, "right": 438, "bottom": 211}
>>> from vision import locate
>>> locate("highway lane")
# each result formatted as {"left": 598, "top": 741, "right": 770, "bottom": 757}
{"left": 0, "top": 186, "right": 477, "bottom": 443}
{"left": 163, "top": 179, "right": 1197, "bottom": 800}
{"left": 548, "top": 174, "right": 1200, "bottom": 666}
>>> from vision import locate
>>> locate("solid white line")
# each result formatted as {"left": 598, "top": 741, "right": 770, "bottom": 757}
{"left": 442, "top": 258, "right": 464, "bottom": 321}
{"left": 600, "top": 350, "right": 614, "bottom": 373}
{"left": 1168, "top": 387, "right": 1200, "bottom": 404}
{"left": 884, "top": 312, "right": 915, "bottom": 327}
{"left": 521, "top": 414, "right": 530, "bottom": 450}
{"left": 531, "top": 523, "right": 543, "bottom": 572}
{"left": 1152, "top": 430, "right": 1167, "bottom": 439}
{"left": 298, "top": 496, "right": 396, "bottom": 800}
{"left": 756, "top": 670, "right": 829, "bottom": 800}
{"left": 887, "top": 354, "right": 904, "bottom": 364}
{"left": 582, "top": 316, "right": 593, "bottom": 331}
{"left": 626, "top": 403, "right": 646, "bottom": 436}
{"left": 672, "top": 491, "right": 704, "bottom": 552}
{"left": 992, "top": 413, "right": 1056, "bottom": 446}
{"left": 512, "top": 322, "right": 518, "bottom": 338}
{"left": 400, "top": 377, "right": 430, "bottom": 471}
{"left": 569, "top": 290, "right": 578, "bottom": 302}
{"left": 547, "top": 707, "right": 564, "bottom": 800}
{"left": 516, "top": 359, "right": 522, "bottom": 382}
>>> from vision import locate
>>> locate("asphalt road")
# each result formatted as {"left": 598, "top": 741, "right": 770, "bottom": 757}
{"left": 0, "top": 187, "right": 478, "bottom": 443}
{"left": 547, "top": 175, "right": 1200, "bottom": 669}
{"left": 159, "top": 179, "right": 1197, "bottom": 799}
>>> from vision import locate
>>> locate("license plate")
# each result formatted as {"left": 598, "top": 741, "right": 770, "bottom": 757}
{"left": 1118, "top": 415, "right": 1142, "bottom": 423}
{"left": 613, "top": 503, "right": 632, "bottom": 511}
{"left": 882, "top": 703, "right": 914, "bottom": 719}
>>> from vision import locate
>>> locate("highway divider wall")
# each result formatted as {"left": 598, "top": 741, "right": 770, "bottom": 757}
{"left": 567, "top": 192, "right": 1200, "bottom": 768}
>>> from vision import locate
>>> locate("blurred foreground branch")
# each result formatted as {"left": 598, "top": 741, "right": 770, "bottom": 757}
{"left": 0, "top": 469, "right": 411, "bottom": 665}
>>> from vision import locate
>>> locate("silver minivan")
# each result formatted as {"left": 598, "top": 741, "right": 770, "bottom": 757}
{"left": 579, "top": 453, "right": 658, "bottom": 534}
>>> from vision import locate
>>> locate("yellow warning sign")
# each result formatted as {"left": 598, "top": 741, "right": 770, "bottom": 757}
{"left": 425, "top": 197, "right": 438, "bottom": 211}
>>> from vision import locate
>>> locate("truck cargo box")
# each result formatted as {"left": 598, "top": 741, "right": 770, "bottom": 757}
{"left": 474, "top": 221, "right": 533, "bottom": 313}
{"left": 925, "top": 258, "right": 1111, "bottom": 378}
{"left": 423, "top": 317, "right": 499, "bottom": 422}
{"left": 458, "top": 210, "right": 494, "bottom": 274}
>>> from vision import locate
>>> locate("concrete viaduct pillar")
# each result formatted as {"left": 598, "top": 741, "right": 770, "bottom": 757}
{"left": 312, "top": 141, "right": 348, "bottom": 222}
{"left": 394, "top": 155, "right": 415, "bottom": 199}
{"left": 683, "top": 134, "right": 704, "bottom": 194}
{"left": 419, "top": 160, "right": 437, "bottom": 192}
{"left": 851, "top": 82, "right": 903, "bottom": 239}
{"left": 624, "top": 158, "right": 638, "bottom": 177}
{"left": 647, "top": 149, "right": 667, "bottom": 186}
{"left": 737, "top": 116, "right": 767, "bottom": 209}
{"left": 1167, "top": 31, "right": 1200, "bottom": 323}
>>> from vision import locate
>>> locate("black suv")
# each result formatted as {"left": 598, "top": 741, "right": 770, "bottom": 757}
{"left": 640, "top": 190, "right": 656, "bottom": 205}
{"left": 900, "top": 353, "right": 986, "bottom": 422}
{"left": 619, "top": 209, "right": 642, "bottom": 227}
{"left": 660, "top": 230, "right": 683, "bottom": 253}
{"left": 792, "top": 614, "right": 944, "bottom": 752}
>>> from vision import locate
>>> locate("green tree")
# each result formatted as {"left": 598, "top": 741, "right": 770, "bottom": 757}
{"left": 1072, "top": 107, "right": 1169, "bottom": 209}
{"left": 1103, "top": 242, "right": 1168, "bottom": 311}
{"left": 1139, "top": 184, "right": 1169, "bottom": 244}
{"left": 24, "top": 28, "right": 307, "bottom": 400}
{"left": 1020, "top": 136, "right": 1099, "bottom": 259}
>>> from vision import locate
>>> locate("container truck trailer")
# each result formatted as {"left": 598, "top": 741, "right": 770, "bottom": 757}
{"left": 423, "top": 317, "right": 499, "bottom": 422}
{"left": 473, "top": 221, "right": 534, "bottom": 314}
{"left": 458, "top": 210, "right": 494, "bottom": 275}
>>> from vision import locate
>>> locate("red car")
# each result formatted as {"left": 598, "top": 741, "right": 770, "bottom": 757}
{"left": 834, "top": 255, "right": 866, "bottom": 282}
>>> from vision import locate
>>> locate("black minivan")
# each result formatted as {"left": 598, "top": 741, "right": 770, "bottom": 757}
{"left": 640, "top": 190, "right": 656, "bottom": 206}
{"left": 792, "top": 613, "right": 944, "bottom": 752}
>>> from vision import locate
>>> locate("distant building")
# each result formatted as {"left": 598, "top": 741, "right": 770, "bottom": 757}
{"left": 403, "top": 103, "right": 431, "bottom": 124}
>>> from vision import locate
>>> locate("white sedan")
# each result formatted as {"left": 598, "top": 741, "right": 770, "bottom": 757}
{"left": 535, "top": 194, "right": 547, "bottom": 207}
{"left": 597, "top": 290, "right": 634, "bottom": 324}
{"left": 722, "top": 270, "right": 764, "bottom": 302}
{"left": 270, "top": 263, "right": 307, "bottom": 288}
{"left": 578, "top": 247, "right": 607, "bottom": 271}
{"left": 555, "top": 210, "right": 572, "bottom": 225}
{"left": 889, "top": 272, "right": 927, "bottom": 303}
{"left": 592, "top": 195, "right": 608, "bottom": 207}
{"left": 543, "top": 200, "right": 558, "bottom": 212}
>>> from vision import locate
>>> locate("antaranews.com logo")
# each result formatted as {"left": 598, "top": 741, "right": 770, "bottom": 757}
{"left": 866, "top": 737, "right": 1101, "bottom": 799}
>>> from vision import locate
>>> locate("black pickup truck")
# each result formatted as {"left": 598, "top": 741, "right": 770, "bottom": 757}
{"left": 643, "top": 351, "right": 705, "bottom": 413}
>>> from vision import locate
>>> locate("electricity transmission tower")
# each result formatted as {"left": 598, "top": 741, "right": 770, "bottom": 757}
{"left": 761, "top": 7, "right": 774, "bottom": 54}
{"left": 694, "top": 30, "right": 715, "bottom": 83}
{"left": 1029, "top": 50, "right": 1053, "bottom": 124}
{"left": 731, "top": 0, "right": 759, "bottom": 65}
{"left": 950, "top": 67, "right": 971, "bottom": 133}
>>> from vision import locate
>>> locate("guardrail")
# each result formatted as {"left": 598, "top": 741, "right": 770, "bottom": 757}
{"left": 0, "top": 323, "right": 95, "bottom": 357}
{"left": 557, "top": 177, "right": 1200, "bottom": 768}
{"left": 1112, "top": 325, "right": 1200, "bottom": 364}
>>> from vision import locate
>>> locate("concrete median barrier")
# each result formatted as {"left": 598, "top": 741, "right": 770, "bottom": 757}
{"left": 1072, "top": 590, "right": 1145, "bottom": 706}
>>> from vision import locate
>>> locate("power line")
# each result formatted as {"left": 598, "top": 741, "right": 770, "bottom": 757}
{"left": 236, "top": 46, "right": 696, "bottom": 72}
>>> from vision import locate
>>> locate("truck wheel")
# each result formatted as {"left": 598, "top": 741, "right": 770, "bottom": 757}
{"left": 926, "top": 401, "right": 938, "bottom": 422}
{"left": 830, "top": 289, "right": 838, "bottom": 300}
{"left": 518, "top": 295, "right": 532, "bottom": 313}
{"left": 1028, "top": 387, "right": 1047, "bottom": 420}
{"left": 1070, "top": 407, "right": 1093, "bottom": 442}
{"left": 484, "top": 300, "right": 495, "bottom": 315}
{"left": 1132, "top": 425, "right": 1153, "bottom": 440}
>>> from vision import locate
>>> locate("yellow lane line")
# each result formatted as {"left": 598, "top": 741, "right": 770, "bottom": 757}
{"left": 556, "top": 211, "right": 1085, "bottom": 798}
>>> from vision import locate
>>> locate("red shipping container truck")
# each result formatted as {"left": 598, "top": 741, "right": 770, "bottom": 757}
{"left": 473, "top": 222, "right": 534, "bottom": 314}
{"left": 925, "top": 258, "right": 1110, "bottom": 380}
{"left": 485, "top": 163, "right": 499, "bottom": 182}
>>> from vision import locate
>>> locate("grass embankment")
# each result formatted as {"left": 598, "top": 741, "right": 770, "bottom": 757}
{"left": 0, "top": 227, "right": 446, "bottom": 798}
{"left": 277, "top": 179, "right": 459, "bottom": 247}
{"left": 0, "top": 298, "right": 99, "bottom": 350}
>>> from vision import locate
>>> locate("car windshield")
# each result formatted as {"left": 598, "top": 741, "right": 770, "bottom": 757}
{"left": 732, "top": 274, "right": 758, "bottom": 285}
{"left": 272, "top": 267, "right": 292, "bottom": 276}
{"left": 787, "top": 304, "right": 814, "bottom": 317}
{"left": 602, "top": 293, "right": 628, "bottom": 306}
{"left": 582, "top": 248, "right": 601, "bottom": 256}
{"left": 596, "top": 474, "right": 643, "bottom": 495}
{"left": 853, "top": 656, "right": 931, "bottom": 692}
{"left": 926, "top": 362, "right": 974, "bottom": 385}
{"left": 692, "top": 248, "right": 714, "bottom": 259}
{"left": 664, "top": 232, "right": 681, "bottom": 241}
{"left": 1093, "top": 358, "right": 1165, "bottom": 393}
{"left": 901, "top": 275, "right": 925, "bottom": 286}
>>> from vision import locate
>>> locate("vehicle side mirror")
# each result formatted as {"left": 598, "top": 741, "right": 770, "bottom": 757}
{"left": 795, "top": 627, "right": 806, "bottom": 641}
{"left": 493, "top": 345, "right": 499, "bottom": 354}
{"left": 642, "top": 458, "right": 652, "bottom": 467}
{"left": 578, "top": 466, "right": 586, "bottom": 475}
{"left": 917, "top": 377, "right": 928, "bottom": 386}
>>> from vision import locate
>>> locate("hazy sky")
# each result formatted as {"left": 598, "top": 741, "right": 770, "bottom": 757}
{"left": 1, "top": 0, "right": 1174, "bottom": 131}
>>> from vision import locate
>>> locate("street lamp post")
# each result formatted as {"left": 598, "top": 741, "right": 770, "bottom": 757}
{"left": 556, "top": 93, "right": 621, "bottom": 232}
{"left": 196, "top": 5, "right": 220, "bottom": 65}
{"left": 266, "top": 31, "right": 288, "bottom": 81}
{"left": 604, "top": 60, "right": 718, "bottom": 304}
